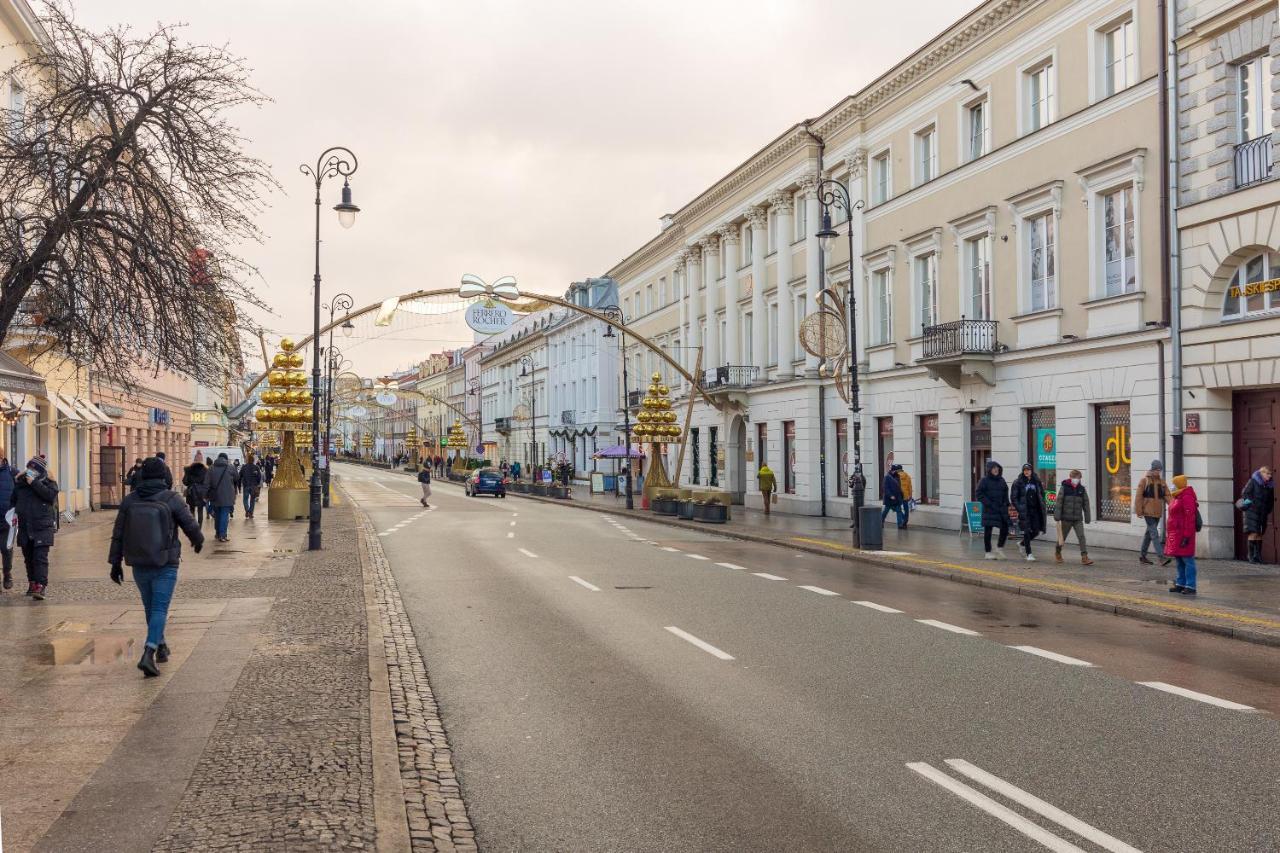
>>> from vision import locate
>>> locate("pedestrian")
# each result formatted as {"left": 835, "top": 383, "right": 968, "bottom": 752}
{"left": 975, "top": 460, "right": 1013, "bottom": 559}
{"left": 1053, "top": 468, "right": 1094, "bottom": 565}
{"left": 155, "top": 451, "right": 174, "bottom": 488}
{"left": 500, "top": 459, "right": 510, "bottom": 479}
{"left": 14, "top": 456, "right": 58, "bottom": 600}
{"left": 0, "top": 454, "right": 14, "bottom": 591}
{"left": 263, "top": 454, "right": 276, "bottom": 485}
{"left": 229, "top": 458, "right": 241, "bottom": 517}
{"left": 418, "top": 464, "right": 432, "bottom": 507}
{"left": 182, "top": 455, "right": 210, "bottom": 526}
{"left": 1238, "top": 466, "right": 1275, "bottom": 563}
{"left": 1135, "top": 459, "right": 1172, "bottom": 566}
{"left": 240, "top": 454, "right": 263, "bottom": 519}
{"left": 512, "top": 460, "right": 521, "bottom": 482}
{"left": 206, "top": 452, "right": 237, "bottom": 542}
{"left": 1011, "top": 463, "right": 1047, "bottom": 562}
{"left": 1166, "top": 474, "right": 1199, "bottom": 595}
{"left": 109, "top": 456, "right": 204, "bottom": 677}
{"left": 125, "top": 457, "right": 143, "bottom": 492}
{"left": 897, "top": 465, "right": 914, "bottom": 527}
{"left": 881, "top": 465, "right": 906, "bottom": 529}
{"left": 758, "top": 463, "right": 776, "bottom": 516}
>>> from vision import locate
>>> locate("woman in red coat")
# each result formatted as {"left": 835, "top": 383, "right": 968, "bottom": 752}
{"left": 1165, "top": 474, "right": 1198, "bottom": 595}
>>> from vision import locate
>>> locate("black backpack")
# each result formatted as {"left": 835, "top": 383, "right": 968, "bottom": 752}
{"left": 123, "top": 494, "right": 175, "bottom": 568}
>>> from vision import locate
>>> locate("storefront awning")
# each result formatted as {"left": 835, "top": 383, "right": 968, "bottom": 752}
{"left": 0, "top": 352, "right": 46, "bottom": 397}
{"left": 48, "top": 392, "right": 86, "bottom": 424}
{"left": 1, "top": 391, "right": 36, "bottom": 414}
{"left": 71, "top": 397, "right": 113, "bottom": 425}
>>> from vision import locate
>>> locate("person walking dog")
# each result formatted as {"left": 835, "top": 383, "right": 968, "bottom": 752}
{"left": 1011, "top": 463, "right": 1047, "bottom": 562}
{"left": 1135, "top": 460, "right": 1172, "bottom": 566}
{"left": 418, "top": 464, "right": 433, "bottom": 508}
{"left": 14, "top": 456, "right": 58, "bottom": 600}
{"left": 109, "top": 457, "right": 204, "bottom": 677}
{"left": 975, "top": 460, "right": 1013, "bottom": 559}
{"left": 1239, "top": 466, "right": 1275, "bottom": 564}
{"left": 758, "top": 463, "right": 776, "bottom": 516}
{"left": 1053, "top": 469, "right": 1093, "bottom": 565}
{"left": 1166, "top": 474, "right": 1199, "bottom": 595}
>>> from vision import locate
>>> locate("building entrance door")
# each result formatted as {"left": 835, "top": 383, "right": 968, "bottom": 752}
{"left": 1232, "top": 390, "right": 1279, "bottom": 561}
{"left": 100, "top": 445, "right": 125, "bottom": 508}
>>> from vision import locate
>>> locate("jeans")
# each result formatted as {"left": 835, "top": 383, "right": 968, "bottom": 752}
{"left": 1175, "top": 556, "right": 1197, "bottom": 591}
{"left": 984, "top": 523, "right": 1009, "bottom": 552}
{"left": 214, "top": 506, "right": 231, "bottom": 539}
{"left": 242, "top": 489, "right": 257, "bottom": 515}
{"left": 1140, "top": 516, "right": 1163, "bottom": 558}
{"left": 21, "top": 541, "right": 49, "bottom": 585}
{"left": 132, "top": 565, "right": 178, "bottom": 649}
{"left": 881, "top": 503, "right": 906, "bottom": 528}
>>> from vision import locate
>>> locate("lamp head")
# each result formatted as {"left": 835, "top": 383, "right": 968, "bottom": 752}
{"left": 333, "top": 180, "right": 360, "bottom": 229}
{"left": 341, "top": 318, "right": 355, "bottom": 337}
{"left": 817, "top": 209, "right": 838, "bottom": 255}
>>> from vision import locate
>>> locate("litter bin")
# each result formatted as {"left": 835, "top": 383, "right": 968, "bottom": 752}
{"left": 857, "top": 506, "right": 884, "bottom": 551}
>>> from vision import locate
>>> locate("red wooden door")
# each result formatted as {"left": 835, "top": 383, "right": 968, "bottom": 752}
{"left": 1232, "top": 391, "right": 1279, "bottom": 561}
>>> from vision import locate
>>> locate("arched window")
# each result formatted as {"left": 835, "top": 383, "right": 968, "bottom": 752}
{"left": 1222, "top": 252, "right": 1280, "bottom": 319}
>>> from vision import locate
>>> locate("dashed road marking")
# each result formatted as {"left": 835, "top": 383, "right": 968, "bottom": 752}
{"left": 752, "top": 573, "right": 786, "bottom": 581}
{"left": 798, "top": 585, "right": 840, "bottom": 596}
{"left": 506, "top": 532, "right": 514, "bottom": 539}
{"left": 1137, "top": 681, "right": 1255, "bottom": 711}
{"left": 1010, "top": 646, "right": 1094, "bottom": 667}
{"left": 853, "top": 600, "right": 904, "bottom": 613}
{"left": 661, "top": 547, "right": 681, "bottom": 553}
{"left": 664, "top": 626, "right": 734, "bottom": 661}
{"left": 569, "top": 576, "right": 601, "bottom": 592}
{"left": 686, "top": 554, "right": 710, "bottom": 561}
{"left": 517, "top": 548, "right": 538, "bottom": 559}
{"left": 916, "top": 619, "right": 980, "bottom": 636}
{"left": 715, "top": 562, "right": 749, "bottom": 571}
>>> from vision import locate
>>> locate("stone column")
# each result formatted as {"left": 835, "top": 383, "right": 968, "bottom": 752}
{"left": 701, "top": 235, "right": 720, "bottom": 372}
{"left": 772, "top": 192, "right": 795, "bottom": 380}
{"left": 846, "top": 150, "right": 868, "bottom": 364}
{"left": 673, "top": 254, "right": 687, "bottom": 390}
{"left": 719, "top": 225, "right": 740, "bottom": 367}
{"left": 748, "top": 206, "right": 768, "bottom": 376}
{"left": 800, "top": 172, "right": 821, "bottom": 376}
{"left": 685, "top": 246, "right": 702, "bottom": 375}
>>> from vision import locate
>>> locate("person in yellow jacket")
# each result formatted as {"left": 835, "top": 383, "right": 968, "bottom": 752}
{"left": 896, "top": 467, "right": 914, "bottom": 527}
{"left": 758, "top": 464, "right": 776, "bottom": 516}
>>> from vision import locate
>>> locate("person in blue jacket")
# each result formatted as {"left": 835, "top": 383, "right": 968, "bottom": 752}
{"left": 881, "top": 464, "right": 906, "bottom": 529}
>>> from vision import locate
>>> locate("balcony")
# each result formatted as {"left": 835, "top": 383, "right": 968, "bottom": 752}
{"left": 919, "top": 319, "right": 998, "bottom": 388}
{"left": 1235, "top": 136, "right": 1274, "bottom": 189}
{"left": 627, "top": 390, "right": 644, "bottom": 409}
{"left": 561, "top": 409, "right": 576, "bottom": 425}
{"left": 495, "top": 416, "right": 512, "bottom": 434}
{"left": 702, "top": 366, "right": 759, "bottom": 390}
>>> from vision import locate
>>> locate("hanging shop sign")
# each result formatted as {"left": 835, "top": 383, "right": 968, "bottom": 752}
{"left": 375, "top": 391, "right": 397, "bottom": 406}
{"left": 465, "top": 302, "right": 514, "bottom": 334}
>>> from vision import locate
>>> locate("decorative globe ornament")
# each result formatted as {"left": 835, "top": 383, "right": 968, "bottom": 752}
{"left": 280, "top": 337, "right": 295, "bottom": 352}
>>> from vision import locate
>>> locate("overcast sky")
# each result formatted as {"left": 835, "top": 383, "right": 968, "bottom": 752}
{"left": 82, "top": 0, "right": 974, "bottom": 376}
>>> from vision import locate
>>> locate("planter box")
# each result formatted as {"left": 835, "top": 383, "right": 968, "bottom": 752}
{"left": 677, "top": 500, "right": 695, "bottom": 520}
{"left": 652, "top": 498, "right": 679, "bottom": 516}
{"left": 531, "top": 484, "right": 548, "bottom": 496}
{"left": 550, "top": 485, "right": 572, "bottom": 499}
{"left": 696, "top": 503, "right": 729, "bottom": 524}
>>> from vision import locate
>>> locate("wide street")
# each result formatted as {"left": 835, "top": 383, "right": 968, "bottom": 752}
{"left": 336, "top": 462, "right": 1280, "bottom": 853}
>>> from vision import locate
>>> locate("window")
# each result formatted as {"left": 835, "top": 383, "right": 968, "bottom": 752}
{"left": 658, "top": 276, "right": 667, "bottom": 306}
{"left": 872, "top": 151, "right": 891, "bottom": 205}
{"left": 691, "top": 427, "right": 700, "bottom": 484}
{"left": 783, "top": 420, "right": 796, "bottom": 494}
{"left": 1095, "top": 402, "right": 1132, "bottom": 521}
{"left": 742, "top": 224, "right": 752, "bottom": 267}
{"left": 757, "top": 422, "right": 768, "bottom": 468}
{"left": 794, "top": 293, "right": 806, "bottom": 361}
{"left": 767, "top": 302, "right": 778, "bottom": 365}
{"left": 1028, "top": 212, "right": 1057, "bottom": 311}
{"left": 645, "top": 283, "right": 653, "bottom": 313}
{"left": 878, "top": 417, "right": 894, "bottom": 485}
{"left": 834, "top": 419, "right": 848, "bottom": 496}
{"left": 793, "top": 192, "right": 807, "bottom": 242}
{"left": 914, "top": 252, "right": 938, "bottom": 332}
{"left": 919, "top": 414, "right": 940, "bottom": 504}
{"left": 708, "top": 426, "right": 719, "bottom": 487}
{"left": 1101, "top": 185, "right": 1137, "bottom": 295}
{"left": 966, "top": 99, "right": 989, "bottom": 161}
{"left": 767, "top": 208, "right": 777, "bottom": 253}
{"left": 965, "top": 235, "right": 992, "bottom": 320}
{"left": 1101, "top": 18, "right": 1136, "bottom": 97}
{"left": 1026, "top": 61, "right": 1055, "bottom": 132}
{"left": 871, "top": 267, "right": 893, "bottom": 345}
{"left": 8, "top": 82, "right": 23, "bottom": 138}
{"left": 1027, "top": 408, "right": 1057, "bottom": 499}
{"left": 914, "top": 125, "right": 937, "bottom": 185}
{"left": 742, "top": 311, "right": 752, "bottom": 364}
{"left": 1238, "top": 55, "right": 1275, "bottom": 143}
{"left": 1222, "top": 252, "right": 1280, "bottom": 318}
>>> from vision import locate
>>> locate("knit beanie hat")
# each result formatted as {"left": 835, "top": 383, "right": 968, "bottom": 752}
{"left": 1172, "top": 474, "right": 1188, "bottom": 491}
{"left": 1150, "top": 459, "right": 1163, "bottom": 472}
{"left": 26, "top": 457, "right": 47, "bottom": 477}
{"left": 141, "top": 457, "right": 168, "bottom": 479}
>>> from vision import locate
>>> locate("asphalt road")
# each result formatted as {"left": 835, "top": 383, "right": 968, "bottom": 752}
{"left": 337, "top": 463, "right": 1280, "bottom": 853}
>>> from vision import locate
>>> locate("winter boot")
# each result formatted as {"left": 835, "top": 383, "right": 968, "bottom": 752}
{"left": 156, "top": 643, "right": 170, "bottom": 663}
{"left": 1081, "top": 555, "right": 1094, "bottom": 566}
{"left": 1249, "top": 541, "right": 1263, "bottom": 564}
{"left": 2, "top": 569, "right": 11, "bottom": 590}
{"left": 138, "top": 647, "right": 160, "bottom": 678}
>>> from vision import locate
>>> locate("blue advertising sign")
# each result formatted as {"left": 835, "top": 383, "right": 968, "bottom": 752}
{"left": 965, "top": 501, "right": 984, "bottom": 534}
{"left": 1035, "top": 428, "right": 1056, "bottom": 470}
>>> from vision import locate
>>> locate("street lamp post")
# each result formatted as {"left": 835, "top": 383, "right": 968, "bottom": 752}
{"left": 300, "top": 146, "right": 360, "bottom": 551}
{"left": 322, "top": 348, "right": 349, "bottom": 506}
{"left": 519, "top": 354, "right": 536, "bottom": 475}
{"left": 321, "top": 294, "right": 354, "bottom": 508}
{"left": 600, "top": 306, "right": 633, "bottom": 510}
{"left": 815, "top": 180, "right": 866, "bottom": 549}
{"left": 468, "top": 377, "right": 482, "bottom": 465}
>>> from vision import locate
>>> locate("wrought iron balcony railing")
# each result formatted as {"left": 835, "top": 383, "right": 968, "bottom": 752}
{"left": 921, "top": 319, "right": 998, "bottom": 359}
{"left": 1235, "top": 136, "right": 1274, "bottom": 189}
{"left": 561, "top": 409, "right": 576, "bottom": 425}
{"left": 627, "top": 390, "right": 644, "bottom": 409}
{"left": 495, "top": 416, "right": 512, "bottom": 434}
{"left": 702, "top": 365, "right": 759, "bottom": 389}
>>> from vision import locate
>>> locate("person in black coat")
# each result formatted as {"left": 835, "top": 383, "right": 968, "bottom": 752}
{"left": 263, "top": 454, "right": 276, "bottom": 485}
{"left": 182, "top": 458, "right": 210, "bottom": 526}
{"left": 0, "top": 455, "right": 15, "bottom": 591}
{"left": 1240, "top": 466, "right": 1275, "bottom": 563}
{"left": 14, "top": 456, "right": 59, "bottom": 599}
{"left": 974, "top": 459, "right": 1012, "bottom": 559}
{"left": 109, "top": 457, "right": 204, "bottom": 677}
{"left": 155, "top": 451, "right": 175, "bottom": 488}
{"left": 881, "top": 465, "right": 906, "bottom": 529}
{"left": 125, "top": 457, "right": 143, "bottom": 492}
{"left": 1010, "top": 463, "right": 1048, "bottom": 562}
{"left": 239, "top": 456, "right": 263, "bottom": 519}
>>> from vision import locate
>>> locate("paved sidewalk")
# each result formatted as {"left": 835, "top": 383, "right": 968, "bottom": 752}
{"left": 501, "top": 484, "right": 1280, "bottom": 647}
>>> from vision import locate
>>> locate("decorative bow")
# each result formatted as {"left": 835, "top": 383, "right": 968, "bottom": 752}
{"left": 459, "top": 274, "right": 519, "bottom": 304}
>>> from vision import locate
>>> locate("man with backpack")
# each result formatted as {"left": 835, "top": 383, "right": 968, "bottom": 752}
{"left": 206, "top": 452, "right": 238, "bottom": 542}
{"left": 109, "top": 457, "right": 204, "bottom": 677}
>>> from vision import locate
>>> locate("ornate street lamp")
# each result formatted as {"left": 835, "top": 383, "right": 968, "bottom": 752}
{"left": 321, "top": 292, "right": 353, "bottom": 508}
{"left": 300, "top": 147, "right": 360, "bottom": 550}
{"left": 519, "top": 354, "right": 536, "bottom": 475}
{"left": 600, "top": 305, "right": 633, "bottom": 510}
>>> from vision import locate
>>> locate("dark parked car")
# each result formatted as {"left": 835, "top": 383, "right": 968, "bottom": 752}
{"left": 465, "top": 468, "right": 507, "bottom": 498}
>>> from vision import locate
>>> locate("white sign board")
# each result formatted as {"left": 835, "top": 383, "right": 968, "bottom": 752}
{"left": 465, "top": 302, "right": 514, "bottom": 334}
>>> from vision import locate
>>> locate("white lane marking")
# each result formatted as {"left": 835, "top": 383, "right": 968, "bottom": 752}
{"left": 907, "top": 762, "right": 1088, "bottom": 853}
{"left": 377, "top": 532, "right": 392, "bottom": 537}
{"left": 509, "top": 521, "right": 516, "bottom": 526}
{"left": 664, "top": 626, "right": 734, "bottom": 661}
{"left": 1137, "top": 681, "right": 1256, "bottom": 711}
{"left": 916, "top": 619, "right": 980, "bottom": 636}
{"left": 568, "top": 576, "right": 601, "bottom": 592}
{"left": 798, "top": 585, "right": 841, "bottom": 596}
{"left": 686, "top": 554, "right": 710, "bottom": 561}
{"left": 1010, "top": 646, "right": 1094, "bottom": 667}
{"left": 853, "top": 600, "right": 904, "bottom": 613}
{"left": 511, "top": 513, "right": 518, "bottom": 517}
{"left": 661, "top": 547, "right": 681, "bottom": 553}
{"left": 517, "top": 548, "right": 538, "bottom": 559}
{"left": 715, "top": 562, "right": 749, "bottom": 571}
{"left": 753, "top": 572, "right": 786, "bottom": 581}
{"left": 506, "top": 531, "right": 514, "bottom": 539}
{"left": 944, "top": 760, "right": 1142, "bottom": 853}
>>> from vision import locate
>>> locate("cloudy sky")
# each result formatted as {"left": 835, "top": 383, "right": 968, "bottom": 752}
{"left": 84, "top": 0, "right": 974, "bottom": 375}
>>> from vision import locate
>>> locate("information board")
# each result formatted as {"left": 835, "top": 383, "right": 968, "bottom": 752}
{"left": 964, "top": 501, "right": 984, "bottom": 533}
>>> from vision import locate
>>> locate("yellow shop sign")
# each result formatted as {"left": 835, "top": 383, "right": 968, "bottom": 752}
{"left": 1227, "top": 277, "right": 1280, "bottom": 299}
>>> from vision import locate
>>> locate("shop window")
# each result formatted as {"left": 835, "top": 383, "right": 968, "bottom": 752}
{"left": 690, "top": 427, "right": 700, "bottom": 484}
{"left": 878, "top": 417, "right": 894, "bottom": 480}
{"left": 1027, "top": 407, "right": 1057, "bottom": 497}
{"left": 1222, "top": 252, "right": 1280, "bottom": 319}
{"left": 969, "top": 410, "right": 991, "bottom": 499}
{"left": 783, "top": 420, "right": 796, "bottom": 495}
{"left": 708, "top": 426, "right": 719, "bottom": 487}
{"left": 757, "top": 422, "right": 767, "bottom": 468}
{"left": 1095, "top": 402, "right": 1132, "bottom": 521}
{"left": 835, "top": 419, "right": 848, "bottom": 497}
{"left": 919, "top": 414, "right": 940, "bottom": 504}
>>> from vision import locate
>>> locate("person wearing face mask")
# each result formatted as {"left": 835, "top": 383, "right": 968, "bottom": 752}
{"left": 1165, "top": 474, "right": 1199, "bottom": 595}
{"left": 14, "top": 456, "right": 59, "bottom": 599}
{"left": 1053, "top": 468, "right": 1093, "bottom": 565}
{"left": 1238, "top": 466, "right": 1274, "bottom": 564}
{"left": 1011, "top": 463, "right": 1048, "bottom": 562}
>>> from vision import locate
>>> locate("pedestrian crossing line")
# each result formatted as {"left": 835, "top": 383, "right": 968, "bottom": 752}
{"left": 715, "top": 562, "right": 749, "bottom": 571}
{"left": 916, "top": 619, "right": 980, "bottom": 636}
{"left": 752, "top": 573, "right": 786, "bottom": 581}
{"left": 568, "top": 576, "right": 601, "bottom": 592}
{"left": 853, "top": 600, "right": 904, "bottom": 614}
{"left": 1010, "top": 646, "right": 1094, "bottom": 667}
{"left": 1137, "top": 681, "right": 1256, "bottom": 712}
{"left": 798, "top": 585, "right": 840, "bottom": 597}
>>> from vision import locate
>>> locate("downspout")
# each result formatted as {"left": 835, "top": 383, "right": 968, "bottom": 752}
{"left": 1161, "top": 0, "right": 1185, "bottom": 473}
{"left": 1156, "top": 0, "right": 1170, "bottom": 474}
{"left": 802, "top": 121, "right": 828, "bottom": 517}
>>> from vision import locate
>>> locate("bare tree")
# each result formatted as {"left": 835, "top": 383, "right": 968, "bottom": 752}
{"left": 0, "top": 4, "right": 274, "bottom": 386}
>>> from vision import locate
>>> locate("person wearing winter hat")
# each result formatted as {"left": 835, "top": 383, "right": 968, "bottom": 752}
{"left": 975, "top": 460, "right": 1013, "bottom": 559}
{"left": 14, "top": 456, "right": 59, "bottom": 600}
{"left": 1134, "top": 459, "right": 1172, "bottom": 567}
{"left": 1053, "top": 469, "right": 1093, "bottom": 565}
{"left": 1238, "top": 466, "right": 1274, "bottom": 564}
{"left": 1011, "top": 463, "right": 1048, "bottom": 562}
{"left": 1165, "top": 474, "right": 1199, "bottom": 595}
